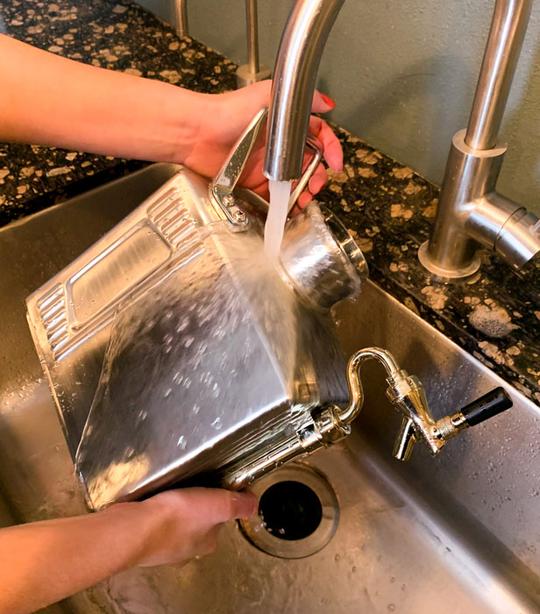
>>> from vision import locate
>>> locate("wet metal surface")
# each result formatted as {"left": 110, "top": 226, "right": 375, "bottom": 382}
{"left": 0, "top": 165, "right": 539, "bottom": 613}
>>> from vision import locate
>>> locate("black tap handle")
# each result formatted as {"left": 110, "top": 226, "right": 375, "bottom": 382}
{"left": 460, "top": 387, "right": 513, "bottom": 427}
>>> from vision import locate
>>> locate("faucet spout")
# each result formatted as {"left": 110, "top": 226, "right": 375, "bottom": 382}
{"left": 264, "top": 0, "right": 344, "bottom": 182}
{"left": 493, "top": 200, "right": 540, "bottom": 268}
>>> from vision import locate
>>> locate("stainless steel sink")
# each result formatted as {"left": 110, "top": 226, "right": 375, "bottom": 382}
{"left": 1, "top": 164, "right": 538, "bottom": 613}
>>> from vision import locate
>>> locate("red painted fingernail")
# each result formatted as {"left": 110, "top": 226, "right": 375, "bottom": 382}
{"left": 320, "top": 93, "right": 336, "bottom": 109}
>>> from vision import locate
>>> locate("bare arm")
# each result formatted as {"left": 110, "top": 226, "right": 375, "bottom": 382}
{"left": 0, "top": 33, "right": 205, "bottom": 163}
{"left": 0, "top": 34, "right": 341, "bottom": 201}
{"left": 0, "top": 488, "right": 256, "bottom": 614}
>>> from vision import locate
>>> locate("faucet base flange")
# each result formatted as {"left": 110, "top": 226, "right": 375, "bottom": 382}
{"left": 418, "top": 240, "right": 482, "bottom": 280}
{"left": 236, "top": 64, "right": 272, "bottom": 88}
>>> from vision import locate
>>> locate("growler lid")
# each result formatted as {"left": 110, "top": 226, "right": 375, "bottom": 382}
{"left": 279, "top": 204, "right": 368, "bottom": 310}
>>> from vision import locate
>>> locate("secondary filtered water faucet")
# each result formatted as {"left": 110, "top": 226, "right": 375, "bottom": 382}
{"left": 264, "top": 0, "right": 540, "bottom": 278}
{"left": 418, "top": 0, "right": 540, "bottom": 278}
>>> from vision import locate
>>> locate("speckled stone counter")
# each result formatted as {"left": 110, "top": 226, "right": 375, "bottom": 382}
{"left": 0, "top": 0, "right": 538, "bottom": 403}
{"left": 0, "top": 0, "right": 237, "bottom": 225}
{"left": 324, "top": 134, "right": 539, "bottom": 403}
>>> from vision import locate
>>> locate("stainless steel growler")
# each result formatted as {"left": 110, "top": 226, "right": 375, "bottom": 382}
{"left": 27, "top": 109, "right": 513, "bottom": 510}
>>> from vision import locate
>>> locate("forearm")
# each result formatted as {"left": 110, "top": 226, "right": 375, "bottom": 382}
{"left": 0, "top": 34, "right": 209, "bottom": 163}
{"left": 0, "top": 502, "right": 157, "bottom": 614}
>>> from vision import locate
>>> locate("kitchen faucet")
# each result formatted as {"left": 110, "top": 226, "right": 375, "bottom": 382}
{"left": 264, "top": 0, "right": 540, "bottom": 279}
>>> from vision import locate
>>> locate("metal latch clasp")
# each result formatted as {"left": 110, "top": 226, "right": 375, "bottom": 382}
{"left": 210, "top": 108, "right": 268, "bottom": 230}
{"left": 209, "top": 107, "right": 323, "bottom": 230}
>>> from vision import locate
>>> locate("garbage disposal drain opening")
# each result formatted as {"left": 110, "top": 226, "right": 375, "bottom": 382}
{"left": 259, "top": 480, "right": 323, "bottom": 541}
{"left": 239, "top": 463, "right": 339, "bottom": 559}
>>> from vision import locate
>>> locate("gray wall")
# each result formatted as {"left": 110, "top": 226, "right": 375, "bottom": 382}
{"left": 141, "top": 1, "right": 540, "bottom": 214}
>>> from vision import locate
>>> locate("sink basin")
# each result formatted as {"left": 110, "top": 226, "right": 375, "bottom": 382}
{"left": 0, "top": 164, "right": 538, "bottom": 613}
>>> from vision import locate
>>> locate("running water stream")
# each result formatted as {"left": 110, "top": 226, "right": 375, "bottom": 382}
{"left": 264, "top": 180, "right": 292, "bottom": 261}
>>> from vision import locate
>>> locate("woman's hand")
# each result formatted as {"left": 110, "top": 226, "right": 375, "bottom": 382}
{"left": 183, "top": 80, "right": 343, "bottom": 206}
{"left": 134, "top": 487, "right": 257, "bottom": 567}
{"left": 0, "top": 487, "right": 257, "bottom": 614}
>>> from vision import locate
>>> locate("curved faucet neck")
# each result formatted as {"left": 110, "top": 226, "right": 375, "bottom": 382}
{"left": 263, "top": 0, "right": 344, "bottom": 182}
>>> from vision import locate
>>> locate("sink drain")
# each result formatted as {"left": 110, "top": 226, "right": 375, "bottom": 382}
{"left": 259, "top": 480, "right": 323, "bottom": 540}
{"left": 239, "top": 464, "right": 339, "bottom": 559}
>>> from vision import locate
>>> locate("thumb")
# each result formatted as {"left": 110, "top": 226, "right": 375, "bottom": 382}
{"left": 312, "top": 90, "right": 336, "bottom": 113}
{"left": 229, "top": 491, "right": 259, "bottom": 520}
{"left": 238, "top": 81, "right": 335, "bottom": 114}
{"left": 205, "top": 489, "right": 259, "bottom": 523}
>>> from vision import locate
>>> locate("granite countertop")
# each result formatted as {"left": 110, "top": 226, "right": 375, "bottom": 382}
{"left": 0, "top": 0, "right": 538, "bottom": 403}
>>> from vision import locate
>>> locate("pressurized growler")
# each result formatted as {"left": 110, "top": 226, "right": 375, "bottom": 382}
{"left": 26, "top": 109, "right": 513, "bottom": 510}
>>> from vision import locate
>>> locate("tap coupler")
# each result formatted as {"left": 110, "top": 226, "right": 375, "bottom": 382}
{"left": 223, "top": 347, "right": 512, "bottom": 489}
